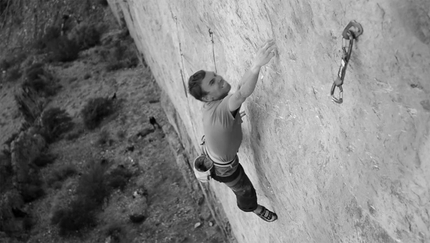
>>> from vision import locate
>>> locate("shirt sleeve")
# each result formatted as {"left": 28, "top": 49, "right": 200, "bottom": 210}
{"left": 213, "top": 94, "right": 238, "bottom": 127}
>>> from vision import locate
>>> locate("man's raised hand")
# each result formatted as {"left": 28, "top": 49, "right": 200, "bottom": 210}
{"left": 252, "top": 39, "right": 277, "bottom": 69}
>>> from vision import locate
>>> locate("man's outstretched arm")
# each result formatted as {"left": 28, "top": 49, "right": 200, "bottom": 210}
{"left": 229, "top": 40, "right": 277, "bottom": 112}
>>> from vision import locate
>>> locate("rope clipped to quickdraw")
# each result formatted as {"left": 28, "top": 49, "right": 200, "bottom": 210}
{"left": 330, "top": 21, "right": 363, "bottom": 104}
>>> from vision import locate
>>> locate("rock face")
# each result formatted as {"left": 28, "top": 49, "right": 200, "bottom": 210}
{"left": 109, "top": 0, "right": 430, "bottom": 242}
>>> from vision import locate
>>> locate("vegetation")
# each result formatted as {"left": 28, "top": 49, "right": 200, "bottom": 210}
{"left": 39, "top": 108, "right": 74, "bottom": 143}
{"left": 22, "top": 63, "right": 61, "bottom": 97}
{"left": 97, "top": 128, "right": 112, "bottom": 146}
{"left": 20, "top": 169, "right": 45, "bottom": 203}
{"left": 106, "top": 40, "right": 139, "bottom": 71}
{"left": 47, "top": 36, "right": 81, "bottom": 62}
{"left": 32, "top": 152, "right": 57, "bottom": 167}
{"left": 51, "top": 161, "right": 110, "bottom": 235}
{"left": 98, "top": 0, "right": 109, "bottom": 7}
{"left": 70, "top": 24, "right": 102, "bottom": 51}
{"left": 81, "top": 97, "right": 114, "bottom": 129}
{"left": 104, "top": 223, "right": 127, "bottom": 243}
{"left": 46, "top": 164, "right": 77, "bottom": 186}
{"left": 106, "top": 166, "right": 132, "bottom": 191}
{"left": 0, "top": 51, "right": 27, "bottom": 82}
{"left": 33, "top": 26, "right": 61, "bottom": 51}
{"left": 0, "top": 151, "right": 13, "bottom": 193}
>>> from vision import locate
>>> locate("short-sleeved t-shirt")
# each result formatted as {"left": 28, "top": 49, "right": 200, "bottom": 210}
{"left": 203, "top": 94, "right": 243, "bottom": 163}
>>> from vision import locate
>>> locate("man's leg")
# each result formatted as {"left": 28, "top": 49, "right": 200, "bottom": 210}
{"left": 223, "top": 164, "right": 258, "bottom": 212}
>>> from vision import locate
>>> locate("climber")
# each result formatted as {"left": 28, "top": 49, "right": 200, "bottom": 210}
{"left": 188, "top": 39, "right": 278, "bottom": 222}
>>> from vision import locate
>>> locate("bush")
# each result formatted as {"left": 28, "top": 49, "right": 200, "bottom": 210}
{"left": 76, "top": 162, "right": 109, "bottom": 205}
{"left": 0, "top": 0, "right": 7, "bottom": 16}
{"left": 107, "top": 167, "right": 131, "bottom": 190}
{"left": 33, "top": 152, "right": 57, "bottom": 167}
{"left": 65, "top": 125, "right": 84, "bottom": 141}
{"left": 70, "top": 24, "right": 102, "bottom": 51}
{"left": 105, "top": 41, "right": 139, "bottom": 71}
{"left": 98, "top": 0, "right": 109, "bottom": 7}
{"left": 20, "top": 184, "right": 45, "bottom": 203}
{"left": 46, "top": 164, "right": 77, "bottom": 185}
{"left": 51, "top": 198, "right": 97, "bottom": 236}
{"left": 97, "top": 128, "right": 111, "bottom": 146}
{"left": 104, "top": 223, "right": 127, "bottom": 243}
{"left": 47, "top": 36, "right": 80, "bottom": 62}
{"left": 5, "top": 66, "right": 22, "bottom": 82}
{"left": 51, "top": 162, "right": 111, "bottom": 235}
{"left": 0, "top": 51, "right": 27, "bottom": 82}
{"left": 0, "top": 152, "right": 12, "bottom": 193}
{"left": 33, "top": 26, "right": 61, "bottom": 50}
{"left": 39, "top": 108, "right": 74, "bottom": 143}
{"left": 22, "top": 63, "right": 60, "bottom": 96}
{"left": 81, "top": 97, "right": 114, "bottom": 129}
{"left": 19, "top": 166, "right": 45, "bottom": 203}
{"left": 23, "top": 217, "right": 33, "bottom": 231}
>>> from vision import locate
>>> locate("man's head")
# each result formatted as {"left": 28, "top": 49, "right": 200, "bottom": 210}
{"left": 188, "top": 70, "right": 231, "bottom": 102}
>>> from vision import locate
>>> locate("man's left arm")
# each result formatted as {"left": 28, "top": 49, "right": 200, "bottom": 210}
{"left": 228, "top": 40, "right": 277, "bottom": 112}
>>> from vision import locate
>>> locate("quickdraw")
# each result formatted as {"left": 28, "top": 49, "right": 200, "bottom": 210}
{"left": 330, "top": 21, "right": 363, "bottom": 104}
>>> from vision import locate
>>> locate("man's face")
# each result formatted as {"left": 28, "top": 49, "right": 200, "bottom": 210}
{"left": 200, "top": 71, "right": 231, "bottom": 102}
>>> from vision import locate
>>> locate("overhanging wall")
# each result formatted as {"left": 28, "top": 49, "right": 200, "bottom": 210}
{"left": 109, "top": 0, "right": 430, "bottom": 242}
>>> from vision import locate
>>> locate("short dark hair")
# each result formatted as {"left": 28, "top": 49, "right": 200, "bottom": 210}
{"left": 188, "top": 70, "right": 208, "bottom": 101}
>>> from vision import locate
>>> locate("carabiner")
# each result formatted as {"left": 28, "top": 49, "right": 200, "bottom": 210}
{"left": 331, "top": 77, "right": 343, "bottom": 104}
{"left": 330, "top": 20, "right": 363, "bottom": 104}
{"left": 342, "top": 20, "right": 363, "bottom": 39}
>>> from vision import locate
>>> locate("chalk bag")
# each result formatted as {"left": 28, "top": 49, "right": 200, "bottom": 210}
{"left": 193, "top": 154, "right": 213, "bottom": 183}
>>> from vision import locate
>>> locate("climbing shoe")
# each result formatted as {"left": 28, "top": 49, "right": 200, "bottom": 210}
{"left": 254, "top": 205, "right": 278, "bottom": 222}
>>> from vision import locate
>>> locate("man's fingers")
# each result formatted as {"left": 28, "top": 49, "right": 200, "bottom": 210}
{"left": 260, "top": 39, "right": 275, "bottom": 49}
{"left": 266, "top": 45, "right": 277, "bottom": 55}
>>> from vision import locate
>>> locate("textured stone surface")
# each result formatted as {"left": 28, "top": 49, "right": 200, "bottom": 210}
{"left": 110, "top": 0, "right": 430, "bottom": 242}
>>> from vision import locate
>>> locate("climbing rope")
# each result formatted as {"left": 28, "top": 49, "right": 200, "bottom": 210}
{"left": 208, "top": 28, "right": 217, "bottom": 73}
{"left": 330, "top": 21, "right": 363, "bottom": 104}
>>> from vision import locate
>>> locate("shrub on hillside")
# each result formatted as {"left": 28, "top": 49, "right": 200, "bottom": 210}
{"left": 97, "top": 128, "right": 114, "bottom": 146}
{"left": 5, "top": 66, "right": 22, "bottom": 82}
{"left": 107, "top": 166, "right": 132, "bottom": 191}
{"left": 76, "top": 162, "right": 109, "bottom": 204}
{"left": 81, "top": 97, "right": 114, "bottom": 129}
{"left": 0, "top": 152, "right": 13, "bottom": 193}
{"left": 0, "top": 51, "right": 27, "bottom": 82}
{"left": 46, "top": 164, "right": 77, "bottom": 185}
{"left": 22, "top": 63, "right": 60, "bottom": 97}
{"left": 51, "top": 198, "right": 97, "bottom": 236}
{"left": 20, "top": 184, "right": 45, "bottom": 203}
{"left": 47, "top": 36, "right": 80, "bottom": 62}
{"left": 0, "top": 0, "right": 7, "bottom": 16}
{"left": 33, "top": 26, "right": 61, "bottom": 51}
{"left": 39, "top": 108, "right": 74, "bottom": 143}
{"left": 70, "top": 24, "right": 102, "bottom": 51}
{"left": 105, "top": 41, "right": 139, "bottom": 71}
{"left": 104, "top": 223, "right": 127, "bottom": 243}
{"left": 0, "top": 190, "right": 24, "bottom": 235}
{"left": 20, "top": 167, "right": 45, "bottom": 203}
{"left": 51, "top": 162, "right": 111, "bottom": 235}
{"left": 32, "top": 152, "right": 57, "bottom": 167}
{"left": 98, "top": 0, "right": 109, "bottom": 7}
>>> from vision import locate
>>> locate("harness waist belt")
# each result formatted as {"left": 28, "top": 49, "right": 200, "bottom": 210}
{"left": 204, "top": 147, "right": 236, "bottom": 168}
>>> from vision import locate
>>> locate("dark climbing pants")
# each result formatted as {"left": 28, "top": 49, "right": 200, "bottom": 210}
{"left": 211, "top": 163, "right": 258, "bottom": 212}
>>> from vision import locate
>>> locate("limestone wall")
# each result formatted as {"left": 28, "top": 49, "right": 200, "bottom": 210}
{"left": 109, "top": 0, "right": 430, "bottom": 242}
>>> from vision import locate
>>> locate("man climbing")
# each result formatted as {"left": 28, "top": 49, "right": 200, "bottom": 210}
{"left": 188, "top": 39, "right": 278, "bottom": 222}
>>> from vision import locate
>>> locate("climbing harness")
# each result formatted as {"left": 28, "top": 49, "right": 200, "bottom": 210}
{"left": 330, "top": 21, "right": 363, "bottom": 104}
